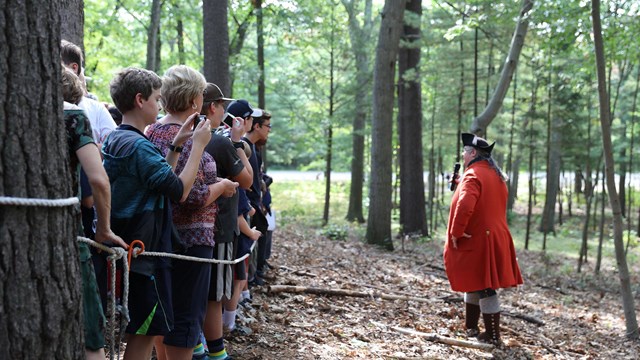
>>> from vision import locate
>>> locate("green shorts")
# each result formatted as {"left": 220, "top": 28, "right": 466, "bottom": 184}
{"left": 79, "top": 242, "right": 106, "bottom": 350}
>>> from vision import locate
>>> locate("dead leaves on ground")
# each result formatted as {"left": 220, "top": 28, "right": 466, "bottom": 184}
{"left": 227, "top": 225, "right": 640, "bottom": 359}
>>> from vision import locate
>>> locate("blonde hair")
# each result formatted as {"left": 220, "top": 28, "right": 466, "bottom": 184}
{"left": 161, "top": 65, "right": 206, "bottom": 113}
{"left": 61, "top": 66, "right": 84, "bottom": 104}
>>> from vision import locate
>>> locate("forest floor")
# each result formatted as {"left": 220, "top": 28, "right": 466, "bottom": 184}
{"left": 220, "top": 222, "right": 640, "bottom": 360}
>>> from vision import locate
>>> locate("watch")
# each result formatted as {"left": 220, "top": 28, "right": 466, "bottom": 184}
{"left": 169, "top": 144, "right": 183, "bottom": 153}
{"left": 233, "top": 141, "right": 245, "bottom": 150}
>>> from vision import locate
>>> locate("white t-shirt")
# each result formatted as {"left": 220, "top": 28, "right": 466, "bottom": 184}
{"left": 78, "top": 97, "right": 116, "bottom": 144}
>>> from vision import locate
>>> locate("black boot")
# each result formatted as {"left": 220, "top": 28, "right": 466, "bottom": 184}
{"left": 465, "top": 303, "right": 481, "bottom": 337}
{"left": 478, "top": 312, "right": 501, "bottom": 344}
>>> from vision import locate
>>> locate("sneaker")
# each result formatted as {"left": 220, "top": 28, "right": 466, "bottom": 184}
{"left": 264, "top": 260, "right": 275, "bottom": 270}
{"left": 227, "top": 325, "right": 253, "bottom": 338}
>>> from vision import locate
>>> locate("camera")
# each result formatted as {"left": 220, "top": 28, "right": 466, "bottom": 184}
{"left": 193, "top": 114, "right": 206, "bottom": 130}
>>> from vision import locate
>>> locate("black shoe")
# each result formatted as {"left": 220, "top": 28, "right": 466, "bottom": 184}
{"left": 264, "top": 261, "right": 275, "bottom": 270}
{"left": 249, "top": 276, "right": 265, "bottom": 287}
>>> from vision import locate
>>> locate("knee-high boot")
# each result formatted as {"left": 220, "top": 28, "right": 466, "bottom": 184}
{"left": 465, "top": 302, "right": 481, "bottom": 336}
{"left": 478, "top": 312, "right": 501, "bottom": 343}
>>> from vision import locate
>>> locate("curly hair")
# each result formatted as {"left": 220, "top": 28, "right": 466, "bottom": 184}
{"left": 61, "top": 66, "right": 84, "bottom": 104}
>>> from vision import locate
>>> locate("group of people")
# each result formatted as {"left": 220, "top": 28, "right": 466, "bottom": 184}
{"left": 60, "top": 39, "right": 274, "bottom": 360}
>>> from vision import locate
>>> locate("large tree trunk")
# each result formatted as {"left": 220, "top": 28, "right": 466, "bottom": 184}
{"left": 397, "top": 0, "right": 427, "bottom": 236}
{"left": 204, "top": 0, "right": 231, "bottom": 95}
{"left": 343, "top": 0, "right": 372, "bottom": 223}
{"left": 470, "top": 0, "right": 533, "bottom": 136}
{"left": 146, "top": 0, "right": 162, "bottom": 72}
{"left": 591, "top": 0, "right": 638, "bottom": 339}
{"left": 1, "top": 1, "right": 84, "bottom": 357}
{"left": 366, "top": 0, "right": 405, "bottom": 250}
{"left": 60, "top": 0, "right": 84, "bottom": 49}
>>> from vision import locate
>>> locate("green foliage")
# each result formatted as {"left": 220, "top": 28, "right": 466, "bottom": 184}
{"left": 320, "top": 224, "right": 349, "bottom": 241}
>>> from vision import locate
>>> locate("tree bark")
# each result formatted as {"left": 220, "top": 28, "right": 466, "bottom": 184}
{"left": 204, "top": 0, "right": 231, "bottom": 95}
{"left": 540, "top": 116, "right": 562, "bottom": 235}
{"left": 470, "top": 0, "right": 533, "bottom": 136}
{"left": 146, "top": 0, "right": 162, "bottom": 72}
{"left": 60, "top": 0, "right": 84, "bottom": 50}
{"left": 591, "top": 0, "right": 638, "bottom": 339}
{"left": 1, "top": 1, "right": 83, "bottom": 357}
{"left": 398, "top": 0, "right": 427, "bottom": 236}
{"left": 366, "top": 0, "right": 406, "bottom": 250}
{"left": 343, "top": 0, "right": 373, "bottom": 223}
{"left": 256, "top": 0, "right": 265, "bottom": 109}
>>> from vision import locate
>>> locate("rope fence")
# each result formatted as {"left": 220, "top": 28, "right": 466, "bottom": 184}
{"left": 2, "top": 195, "right": 257, "bottom": 360}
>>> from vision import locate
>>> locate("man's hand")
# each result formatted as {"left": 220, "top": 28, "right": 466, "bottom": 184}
{"left": 230, "top": 117, "right": 245, "bottom": 142}
{"left": 451, "top": 232, "right": 471, "bottom": 249}
{"left": 95, "top": 228, "right": 129, "bottom": 249}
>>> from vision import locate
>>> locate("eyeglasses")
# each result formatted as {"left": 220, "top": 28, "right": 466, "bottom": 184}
{"left": 263, "top": 124, "right": 272, "bottom": 129}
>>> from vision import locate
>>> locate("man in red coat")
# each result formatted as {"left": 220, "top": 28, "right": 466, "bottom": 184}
{"left": 444, "top": 133, "right": 523, "bottom": 343}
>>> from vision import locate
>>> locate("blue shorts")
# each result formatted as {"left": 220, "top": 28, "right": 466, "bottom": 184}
{"left": 126, "top": 266, "right": 173, "bottom": 336}
{"left": 163, "top": 245, "right": 213, "bottom": 348}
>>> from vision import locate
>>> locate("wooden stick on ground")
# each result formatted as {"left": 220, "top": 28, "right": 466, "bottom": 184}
{"left": 390, "top": 325, "right": 495, "bottom": 352}
{"left": 268, "top": 285, "right": 433, "bottom": 303}
{"left": 503, "top": 311, "right": 545, "bottom": 326}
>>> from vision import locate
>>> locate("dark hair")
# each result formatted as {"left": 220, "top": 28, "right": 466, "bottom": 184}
{"left": 110, "top": 67, "right": 162, "bottom": 114}
{"left": 108, "top": 106, "right": 123, "bottom": 125}
{"left": 60, "top": 40, "right": 83, "bottom": 75}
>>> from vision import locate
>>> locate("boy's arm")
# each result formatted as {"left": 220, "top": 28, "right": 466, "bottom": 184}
{"left": 76, "top": 144, "right": 128, "bottom": 249}
{"left": 238, "top": 213, "right": 261, "bottom": 241}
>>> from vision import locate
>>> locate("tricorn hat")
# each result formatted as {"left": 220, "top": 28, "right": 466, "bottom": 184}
{"left": 461, "top": 133, "right": 495, "bottom": 154}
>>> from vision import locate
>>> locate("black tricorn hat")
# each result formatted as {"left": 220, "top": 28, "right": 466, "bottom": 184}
{"left": 461, "top": 133, "right": 495, "bottom": 154}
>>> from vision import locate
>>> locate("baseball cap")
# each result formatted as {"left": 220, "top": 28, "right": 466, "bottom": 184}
{"left": 203, "top": 83, "right": 234, "bottom": 103}
{"left": 227, "top": 99, "right": 263, "bottom": 118}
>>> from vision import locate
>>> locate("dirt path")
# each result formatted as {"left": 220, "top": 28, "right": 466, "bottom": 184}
{"left": 224, "top": 224, "right": 640, "bottom": 359}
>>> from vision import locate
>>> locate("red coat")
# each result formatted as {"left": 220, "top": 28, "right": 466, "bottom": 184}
{"left": 444, "top": 160, "right": 523, "bottom": 292}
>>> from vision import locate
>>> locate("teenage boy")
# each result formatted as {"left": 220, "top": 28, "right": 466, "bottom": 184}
{"left": 242, "top": 109, "right": 272, "bottom": 285}
{"left": 102, "top": 67, "right": 212, "bottom": 360}
{"left": 199, "top": 84, "right": 253, "bottom": 359}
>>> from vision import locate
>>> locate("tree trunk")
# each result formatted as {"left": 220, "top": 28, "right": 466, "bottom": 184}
{"left": 146, "top": 0, "right": 162, "bottom": 72}
{"left": 398, "top": 0, "right": 426, "bottom": 236}
{"left": 470, "top": 0, "right": 533, "bottom": 136}
{"left": 591, "top": 0, "right": 638, "bottom": 339}
{"left": 204, "top": 0, "right": 231, "bottom": 95}
{"left": 596, "top": 172, "right": 606, "bottom": 273}
{"left": 228, "top": 8, "right": 255, "bottom": 94}
{"left": 60, "top": 0, "right": 84, "bottom": 49}
{"left": 366, "top": 0, "right": 405, "bottom": 250}
{"left": 506, "top": 70, "right": 518, "bottom": 211}
{"left": 323, "top": 8, "right": 336, "bottom": 226}
{"left": 1, "top": 1, "right": 83, "bottom": 357}
{"left": 428, "top": 89, "right": 437, "bottom": 233}
{"left": 540, "top": 117, "right": 561, "bottom": 235}
{"left": 626, "top": 70, "right": 640, "bottom": 252}
{"left": 343, "top": 0, "right": 372, "bottom": 224}
{"left": 256, "top": 0, "right": 265, "bottom": 108}
{"left": 176, "top": 16, "right": 185, "bottom": 65}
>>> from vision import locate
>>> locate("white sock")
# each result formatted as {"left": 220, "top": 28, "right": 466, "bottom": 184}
{"left": 223, "top": 309, "right": 237, "bottom": 331}
{"left": 242, "top": 290, "right": 251, "bottom": 300}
